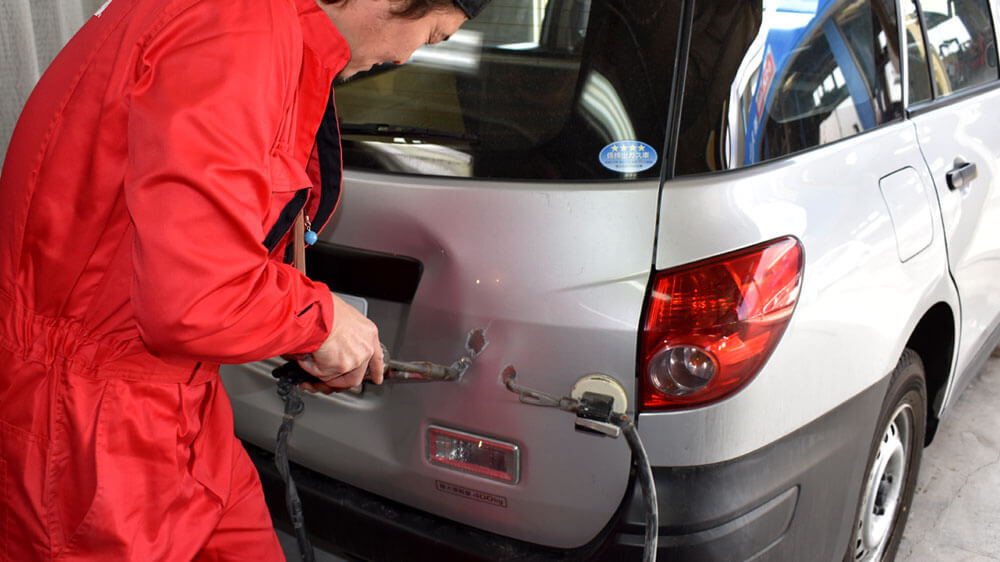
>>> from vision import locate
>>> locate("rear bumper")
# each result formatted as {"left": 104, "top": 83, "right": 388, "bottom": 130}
{"left": 245, "top": 375, "right": 886, "bottom": 561}
{"left": 245, "top": 442, "right": 617, "bottom": 561}
{"left": 611, "top": 374, "right": 886, "bottom": 560}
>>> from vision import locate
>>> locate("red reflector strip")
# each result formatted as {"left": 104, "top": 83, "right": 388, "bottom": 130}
{"left": 427, "top": 425, "right": 520, "bottom": 484}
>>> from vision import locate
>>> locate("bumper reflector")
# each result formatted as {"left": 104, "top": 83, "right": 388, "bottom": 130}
{"left": 427, "top": 425, "right": 520, "bottom": 484}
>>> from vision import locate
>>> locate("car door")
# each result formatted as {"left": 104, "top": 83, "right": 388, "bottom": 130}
{"left": 904, "top": 0, "right": 1000, "bottom": 394}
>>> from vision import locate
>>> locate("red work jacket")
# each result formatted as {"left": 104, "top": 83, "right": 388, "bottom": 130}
{"left": 0, "top": 0, "right": 347, "bottom": 382}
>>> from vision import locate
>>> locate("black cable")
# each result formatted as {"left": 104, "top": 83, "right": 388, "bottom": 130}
{"left": 620, "top": 415, "right": 659, "bottom": 562}
{"left": 275, "top": 370, "right": 315, "bottom": 562}
{"left": 272, "top": 363, "right": 657, "bottom": 562}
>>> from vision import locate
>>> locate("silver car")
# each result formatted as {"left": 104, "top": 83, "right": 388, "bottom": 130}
{"left": 222, "top": 0, "right": 1000, "bottom": 559}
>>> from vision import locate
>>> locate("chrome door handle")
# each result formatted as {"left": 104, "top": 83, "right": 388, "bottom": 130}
{"left": 946, "top": 161, "right": 978, "bottom": 190}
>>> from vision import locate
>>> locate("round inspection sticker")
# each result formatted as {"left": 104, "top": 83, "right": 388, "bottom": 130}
{"left": 599, "top": 141, "right": 658, "bottom": 173}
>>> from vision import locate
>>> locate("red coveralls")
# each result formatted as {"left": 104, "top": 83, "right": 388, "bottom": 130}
{"left": 0, "top": 0, "right": 348, "bottom": 559}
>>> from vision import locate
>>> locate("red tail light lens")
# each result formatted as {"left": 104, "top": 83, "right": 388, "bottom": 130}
{"left": 640, "top": 237, "right": 804, "bottom": 410}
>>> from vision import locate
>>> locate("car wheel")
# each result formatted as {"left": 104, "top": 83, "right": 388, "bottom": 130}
{"left": 847, "top": 349, "right": 927, "bottom": 562}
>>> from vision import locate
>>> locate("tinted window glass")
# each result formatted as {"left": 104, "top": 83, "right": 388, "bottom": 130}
{"left": 918, "top": 0, "right": 998, "bottom": 96}
{"left": 335, "top": 0, "right": 680, "bottom": 180}
{"left": 676, "top": 0, "right": 904, "bottom": 175}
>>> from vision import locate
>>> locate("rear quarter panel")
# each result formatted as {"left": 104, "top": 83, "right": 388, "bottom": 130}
{"left": 642, "top": 120, "right": 958, "bottom": 467}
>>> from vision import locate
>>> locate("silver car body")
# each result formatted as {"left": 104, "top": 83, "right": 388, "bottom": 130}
{"left": 223, "top": 0, "right": 1000, "bottom": 557}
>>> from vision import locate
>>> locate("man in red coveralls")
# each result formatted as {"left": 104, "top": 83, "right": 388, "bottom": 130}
{"left": 0, "top": 0, "right": 489, "bottom": 559}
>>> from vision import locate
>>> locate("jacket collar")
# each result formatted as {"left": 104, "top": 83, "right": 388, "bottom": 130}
{"left": 295, "top": 0, "right": 351, "bottom": 75}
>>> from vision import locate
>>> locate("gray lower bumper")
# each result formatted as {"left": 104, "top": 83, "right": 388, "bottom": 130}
{"left": 246, "top": 375, "right": 888, "bottom": 561}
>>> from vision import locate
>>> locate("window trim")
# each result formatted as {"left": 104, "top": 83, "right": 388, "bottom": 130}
{"left": 662, "top": 0, "right": 696, "bottom": 183}
{"left": 906, "top": 75, "right": 1000, "bottom": 116}
{"left": 899, "top": 0, "right": 911, "bottom": 108}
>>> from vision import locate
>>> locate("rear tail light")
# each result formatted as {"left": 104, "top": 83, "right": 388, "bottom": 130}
{"left": 640, "top": 237, "right": 804, "bottom": 410}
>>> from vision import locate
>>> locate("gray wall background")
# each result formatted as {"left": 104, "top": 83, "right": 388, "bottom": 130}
{"left": 1, "top": 0, "right": 107, "bottom": 157}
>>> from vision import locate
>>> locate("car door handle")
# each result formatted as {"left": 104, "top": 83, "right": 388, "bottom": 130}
{"left": 946, "top": 161, "right": 978, "bottom": 190}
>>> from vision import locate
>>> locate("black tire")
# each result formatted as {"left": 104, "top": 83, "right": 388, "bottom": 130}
{"left": 846, "top": 349, "right": 927, "bottom": 562}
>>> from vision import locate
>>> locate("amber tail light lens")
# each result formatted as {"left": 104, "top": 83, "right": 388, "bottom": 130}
{"left": 640, "top": 237, "right": 804, "bottom": 411}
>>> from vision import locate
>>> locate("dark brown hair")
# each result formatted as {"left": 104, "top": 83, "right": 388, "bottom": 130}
{"left": 317, "top": 0, "right": 457, "bottom": 19}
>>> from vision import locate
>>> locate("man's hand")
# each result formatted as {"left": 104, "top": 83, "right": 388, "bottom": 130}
{"left": 296, "top": 292, "right": 385, "bottom": 393}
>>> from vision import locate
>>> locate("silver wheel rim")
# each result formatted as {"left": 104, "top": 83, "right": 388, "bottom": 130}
{"left": 854, "top": 403, "right": 912, "bottom": 562}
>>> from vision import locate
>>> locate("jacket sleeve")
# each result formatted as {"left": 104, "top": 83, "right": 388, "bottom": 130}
{"left": 124, "top": 1, "right": 334, "bottom": 363}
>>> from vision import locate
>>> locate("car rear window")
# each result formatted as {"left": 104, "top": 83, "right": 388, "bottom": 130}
{"left": 335, "top": 0, "right": 681, "bottom": 181}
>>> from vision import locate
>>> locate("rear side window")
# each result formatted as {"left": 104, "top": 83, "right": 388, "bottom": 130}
{"left": 905, "top": 0, "right": 998, "bottom": 101}
{"left": 334, "top": 0, "right": 681, "bottom": 181}
{"left": 675, "top": 0, "right": 904, "bottom": 175}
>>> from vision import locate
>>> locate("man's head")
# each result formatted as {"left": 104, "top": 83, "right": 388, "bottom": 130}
{"left": 317, "top": 0, "right": 488, "bottom": 79}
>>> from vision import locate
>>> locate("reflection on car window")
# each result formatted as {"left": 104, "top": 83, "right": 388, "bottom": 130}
{"left": 676, "top": 0, "right": 903, "bottom": 175}
{"left": 914, "top": 0, "right": 998, "bottom": 97}
{"left": 334, "top": 0, "right": 680, "bottom": 180}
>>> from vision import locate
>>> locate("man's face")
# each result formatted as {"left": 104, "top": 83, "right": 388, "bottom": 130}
{"left": 320, "top": 0, "right": 469, "bottom": 80}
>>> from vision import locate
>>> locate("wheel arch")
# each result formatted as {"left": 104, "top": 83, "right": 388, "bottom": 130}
{"left": 904, "top": 301, "right": 955, "bottom": 445}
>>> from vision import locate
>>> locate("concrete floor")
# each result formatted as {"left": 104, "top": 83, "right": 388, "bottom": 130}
{"left": 898, "top": 352, "right": 1000, "bottom": 561}
{"left": 279, "top": 354, "right": 1000, "bottom": 562}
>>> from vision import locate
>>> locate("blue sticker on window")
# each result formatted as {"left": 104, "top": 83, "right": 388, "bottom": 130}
{"left": 599, "top": 141, "right": 658, "bottom": 173}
